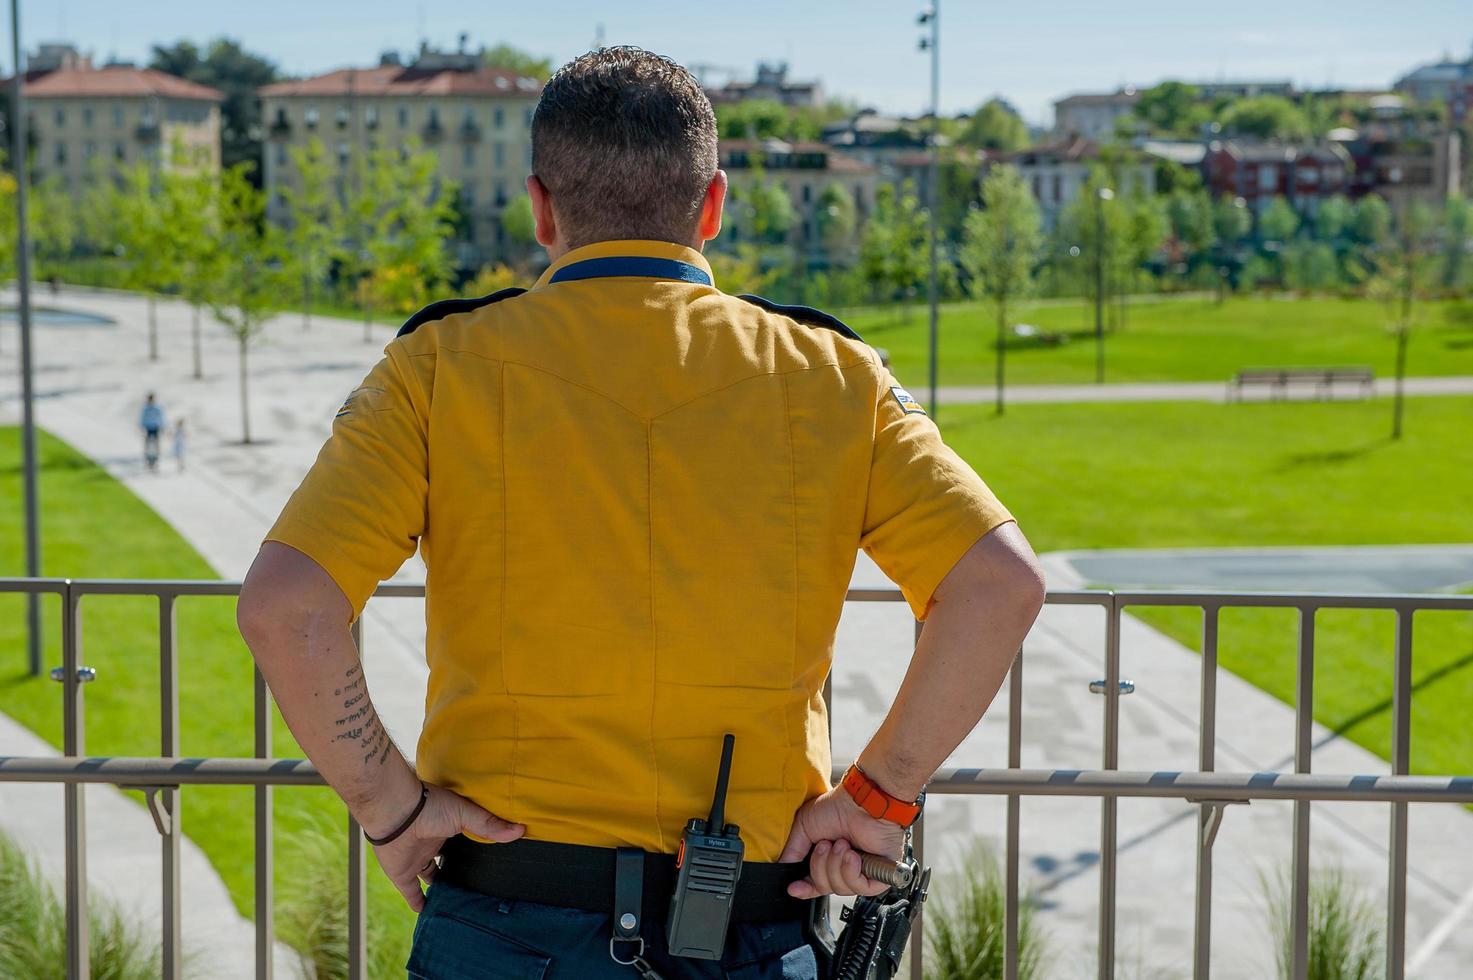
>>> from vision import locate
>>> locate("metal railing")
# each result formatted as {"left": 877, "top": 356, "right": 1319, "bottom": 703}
{"left": 1, "top": 578, "right": 1470, "bottom": 980}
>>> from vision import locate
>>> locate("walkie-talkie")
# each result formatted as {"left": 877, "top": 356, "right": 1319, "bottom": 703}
{"left": 667, "top": 733, "right": 744, "bottom": 960}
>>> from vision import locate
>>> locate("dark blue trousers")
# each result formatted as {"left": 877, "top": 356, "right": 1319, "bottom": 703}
{"left": 407, "top": 880, "right": 820, "bottom": 979}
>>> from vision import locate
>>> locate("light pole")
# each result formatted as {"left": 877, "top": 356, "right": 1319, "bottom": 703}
{"left": 10, "top": 0, "right": 41, "bottom": 676}
{"left": 1094, "top": 185, "right": 1113, "bottom": 384}
{"left": 918, "top": 3, "right": 939, "bottom": 416}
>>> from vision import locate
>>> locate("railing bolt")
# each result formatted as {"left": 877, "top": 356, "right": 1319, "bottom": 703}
{"left": 49, "top": 666, "right": 97, "bottom": 684}
{"left": 1089, "top": 678, "right": 1134, "bottom": 695}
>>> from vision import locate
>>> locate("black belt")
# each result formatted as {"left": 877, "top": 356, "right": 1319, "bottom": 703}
{"left": 438, "top": 836, "right": 812, "bottom": 926}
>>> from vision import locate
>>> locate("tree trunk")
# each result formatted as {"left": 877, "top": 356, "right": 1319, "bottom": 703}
{"left": 148, "top": 293, "right": 158, "bottom": 361}
{"left": 191, "top": 305, "right": 202, "bottom": 380}
{"left": 995, "top": 299, "right": 1007, "bottom": 416}
{"left": 239, "top": 335, "right": 252, "bottom": 445}
{"left": 1391, "top": 326, "right": 1408, "bottom": 440}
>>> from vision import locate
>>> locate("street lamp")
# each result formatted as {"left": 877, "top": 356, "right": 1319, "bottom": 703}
{"left": 1094, "top": 186, "right": 1113, "bottom": 384}
{"left": 917, "top": 3, "right": 939, "bottom": 416}
{"left": 10, "top": 0, "right": 42, "bottom": 675}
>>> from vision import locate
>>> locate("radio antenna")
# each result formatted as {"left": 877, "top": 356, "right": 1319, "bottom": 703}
{"left": 707, "top": 734, "right": 734, "bottom": 830}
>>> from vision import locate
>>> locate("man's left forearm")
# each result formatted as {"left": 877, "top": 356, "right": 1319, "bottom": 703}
{"left": 238, "top": 542, "right": 422, "bottom": 838}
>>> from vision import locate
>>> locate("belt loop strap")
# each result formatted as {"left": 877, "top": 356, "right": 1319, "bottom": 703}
{"left": 613, "top": 847, "right": 645, "bottom": 942}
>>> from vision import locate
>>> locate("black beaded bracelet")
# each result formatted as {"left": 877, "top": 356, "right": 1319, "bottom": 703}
{"left": 364, "top": 782, "right": 429, "bottom": 847}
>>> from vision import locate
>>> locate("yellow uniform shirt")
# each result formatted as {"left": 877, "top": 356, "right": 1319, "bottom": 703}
{"left": 267, "top": 239, "right": 1013, "bottom": 861}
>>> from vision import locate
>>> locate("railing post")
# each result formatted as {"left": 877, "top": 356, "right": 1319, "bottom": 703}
{"left": 1193, "top": 605, "right": 1219, "bottom": 980}
{"left": 254, "top": 666, "right": 274, "bottom": 980}
{"left": 1290, "top": 608, "right": 1315, "bottom": 980}
{"left": 909, "top": 814, "right": 924, "bottom": 980}
{"left": 348, "top": 618, "right": 367, "bottom": 979}
{"left": 1005, "top": 646, "right": 1023, "bottom": 980}
{"left": 1386, "top": 609, "right": 1413, "bottom": 980}
{"left": 62, "top": 582, "right": 90, "bottom": 980}
{"left": 1098, "top": 596, "right": 1120, "bottom": 980}
{"left": 159, "top": 594, "right": 182, "bottom": 980}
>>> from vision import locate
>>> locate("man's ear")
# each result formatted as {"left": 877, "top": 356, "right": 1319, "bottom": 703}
{"left": 527, "top": 174, "right": 559, "bottom": 248}
{"left": 696, "top": 170, "right": 728, "bottom": 243}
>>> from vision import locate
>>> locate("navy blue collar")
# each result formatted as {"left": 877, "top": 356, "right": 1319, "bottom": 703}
{"left": 547, "top": 255, "right": 712, "bottom": 286}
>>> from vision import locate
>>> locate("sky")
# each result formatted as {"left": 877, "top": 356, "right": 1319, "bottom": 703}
{"left": 22, "top": 0, "right": 1473, "bottom": 126}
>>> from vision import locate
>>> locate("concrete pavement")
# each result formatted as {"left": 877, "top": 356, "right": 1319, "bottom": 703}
{"left": 2, "top": 286, "right": 1471, "bottom": 977}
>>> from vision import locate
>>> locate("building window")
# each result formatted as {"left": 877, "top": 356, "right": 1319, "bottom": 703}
{"left": 523, "top": 108, "right": 532, "bottom": 127}
{"left": 336, "top": 104, "right": 351, "bottom": 128}
{"left": 462, "top": 106, "right": 475, "bottom": 126}
{"left": 365, "top": 105, "right": 378, "bottom": 129}
{"left": 114, "top": 143, "right": 126, "bottom": 161}
{"left": 398, "top": 105, "right": 409, "bottom": 127}
{"left": 801, "top": 184, "right": 811, "bottom": 203}
{"left": 495, "top": 179, "right": 507, "bottom": 206}
{"left": 494, "top": 142, "right": 504, "bottom": 168}
{"left": 429, "top": 106, "right": 441, "bottom": 127}
{"left": 305, "top": 105, "right": 320, "bottom": 128}
{"left": 53, "top": 107, "right": 64, "bottom": 126}
{"left": 1258, "top": 164, "right": 1277, "bottom": 191}
{"left": 55, "top": 142, "right": 66, "bottom": 165}
{"left": 275, "top": 142, "right": 287, "bottom": 167}
{"left": 112, "top": 105, "right": 124, "bottom": 127}
{"left": 337, "top": 142, "right": 350, "bottom": 167}
{"left": 463, "top": 181, "right": 476, "bottom": 207}
{"left": 1051, "top": 174, "right": 1061, "bottom": 202}
{"left": 494, "top": 106, "right": 504, "bottom": 128}
{"left": 82, "top": 106, "right": 93, "bottom": 127}
{"left": 84, "top": 140, "right": 96, "bottom": 158}
{"left": 463, "top": 143, "right": 475, "bottom": 167}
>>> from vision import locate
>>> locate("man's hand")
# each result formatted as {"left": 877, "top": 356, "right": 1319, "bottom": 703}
{"left": 370, "top": 782, "right": 525, "bottom": 912}
{"left": 779, "top": 787, "right": 905, "bottom": 899}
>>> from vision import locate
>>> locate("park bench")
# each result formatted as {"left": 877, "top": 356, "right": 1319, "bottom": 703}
{"left": 1228, "top": 366, "right": 1375, "bottom": 402}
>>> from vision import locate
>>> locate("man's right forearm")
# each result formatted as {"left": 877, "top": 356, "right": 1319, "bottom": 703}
{"left": 857, "top": 522, "right": 1045, "bottom": 801}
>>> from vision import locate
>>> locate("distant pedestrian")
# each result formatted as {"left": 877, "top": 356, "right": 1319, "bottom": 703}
{"left": 172, "top": 418, "right": 188, "bottom": 472}
{"left": 140, "top": 393, "right": 165, "bottom": 471}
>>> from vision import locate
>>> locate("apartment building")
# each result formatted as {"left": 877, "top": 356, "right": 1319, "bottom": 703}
{"left": 1053, "top": 88, "right": 1140, "bottom": 140}
{"left": 997, "top": 136, "right": 1154, "bottom": 230}
{"left": 708, "top": 62, "right": 823, "bottom": 108}
{"left": 258, "top": 45, "right": 542, "bottom": 265}
{"left": 18, "top": 47, "right": 223, "bottom": 190}
{"left": 718, "top": 138, "right": 878, "bottom": 260}
{"left": 1202, "top": 140, "right": 1353, "bottom": 218}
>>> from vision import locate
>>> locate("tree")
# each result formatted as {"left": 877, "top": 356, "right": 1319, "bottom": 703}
{"left": 1314, "top": 195, "right": 1355, "bottom": 244}
{"left": 481, "top": 44, "right": 552, "bottom": 81}
{"left": 1439, "top": 194, "right": 1472, "bottom": 291}
{"left": 162, "top": 162, "right": 222, "bottom": 379}
{"left": 1213, "top": 197, "right": 1252, "bottom": 246}
{"left": 1258, "top": 196, "right": 1300, "bottom": 245}
{"left": 281, "top": 138, "right": 339, "bottom": 331}
{"left": 1120, "top": 190, "right": 1168, "bottom": 318}
{"left": 1164, "top": 187, "right": 1215, "bottom": 289}
{"left": 150, "top": 39, "right": 280, "bottom": 181}
{"left": 1134, "top": 81, "right": 1205, "bottom": 137}
{"left": 959, "top": 165, "right": 1043, "bottom": 414}
{"left": 114, "top": 163, "right": 180, "bottom": 360}
{"left": 207, "top": 164, "right": 286, "bottom": 444}
{"left": 957, "top": 99, "right": 1027, "bottom": 152}
{"left": 29, "top": 175, "right": 76, "bottom": 281}
{"left": 500, "top": 192, "right": 537, "bottom": 250}
{"left": 1364, "top": 203, "right": 1437, "bottom": 439}
{"left": 858, "top": 181, "right": 928, "bottom": 316}
{"left": 1283, "top": 242, "right": 1339, "bottom": 293}
{"left": 1218, "top": 95, "right": 1311, "bottom": 140}
{"left": 815, "top": 182, "right": 857, "bottom": 255}
{"left": 1351, "top": 195, "right": 1392, "bottom": 246}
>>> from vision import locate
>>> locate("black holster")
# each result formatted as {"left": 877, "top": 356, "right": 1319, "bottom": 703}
{"left": 804, "top": 861, "right": 931, "bottom": 980}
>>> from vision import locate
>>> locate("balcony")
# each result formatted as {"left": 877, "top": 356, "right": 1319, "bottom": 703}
{"left": 459, "top": 120, "right": 482, "bottom": 142}
{"left": 134, "top": 121, "right": 160, "bottom": 143}
{"left": 267, "top": 117, "right": 291, "bottom": 139}
{"left": 2, "top": 576, "right": 1469, "bottom": 980}
{"left": 422, "top": 119, "right": 445, "bottom": 142}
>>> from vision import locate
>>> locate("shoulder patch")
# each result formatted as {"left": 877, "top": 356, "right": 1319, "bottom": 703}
{"left": 890, "top": 385, "right": 926, "bottom": 415}
{"left": 735, "top": 294, "right": 864, "bottom": 342}
{"left": 396, "top": 286, "right": 528, "bottom": 338}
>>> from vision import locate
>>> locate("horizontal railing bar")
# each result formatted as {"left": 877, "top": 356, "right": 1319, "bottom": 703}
{"left": 3, "top": 757, "right": 1469, "bottom": 803}
{"left": 5, "top": 579, "right": 1467, "bottom": 613}
{"left": 0, "top": 577, "right": 70, "bottom": 595}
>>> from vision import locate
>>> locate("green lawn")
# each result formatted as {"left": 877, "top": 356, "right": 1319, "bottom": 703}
{"left": 0, "top": 428, "right": 414, "bottom": 976}
{"left": 846, "top": 295, "right": 1473, "bottom": 388}
{"left": 943, "top": 396, "right": 1473, "bottom": 781}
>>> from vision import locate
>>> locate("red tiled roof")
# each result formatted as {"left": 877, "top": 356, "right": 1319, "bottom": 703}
{"left": 25, "top": 66, "right": 224, "bottom": 101}
{"left": 259, "top": 65, "right": 542, "bottom": 98}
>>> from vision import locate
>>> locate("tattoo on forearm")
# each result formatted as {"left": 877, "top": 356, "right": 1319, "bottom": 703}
{"left": 327, "top": 663, "right": 393, "bottom": 767}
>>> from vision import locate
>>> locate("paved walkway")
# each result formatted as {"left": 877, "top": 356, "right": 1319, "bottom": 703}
{"left": 937, "top": 375, "right": 1473, "bottom": 406}
{"left": 2, "top": 287, "right": 1472, "bottom": 977}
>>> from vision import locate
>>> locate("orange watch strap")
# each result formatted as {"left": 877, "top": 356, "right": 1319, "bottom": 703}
{"left": 841, "top": 764, "right": 923, "bottom": 827}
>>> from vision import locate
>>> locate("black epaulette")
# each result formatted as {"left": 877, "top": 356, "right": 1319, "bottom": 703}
{"left": 396, "top": 286, "right": 528, "bottom": 338}
{"left": 735, "top": 294, "right": 865, "bottom": 342}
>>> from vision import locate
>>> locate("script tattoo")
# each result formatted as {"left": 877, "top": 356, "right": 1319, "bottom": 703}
{"left": 328, "top": 663, "right": 391, "bottom": 766}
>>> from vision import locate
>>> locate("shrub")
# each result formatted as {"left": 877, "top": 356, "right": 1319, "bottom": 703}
{"left": 0, "top": 831, "right": 161, "bottom": 980}
{"left": 924, "top": 843, "right": 1047, "bottom": 980}
{"left": 1266, "top": 866, "right": 1383, "bottom": 980}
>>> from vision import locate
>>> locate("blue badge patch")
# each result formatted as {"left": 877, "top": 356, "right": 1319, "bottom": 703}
{"left": 890, "top": 385, "right": 926, "bottom": 415}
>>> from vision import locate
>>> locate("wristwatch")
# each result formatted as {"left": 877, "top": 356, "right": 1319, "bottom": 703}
{"left": 841, "top": 763, "right": 926, "bottom": 828}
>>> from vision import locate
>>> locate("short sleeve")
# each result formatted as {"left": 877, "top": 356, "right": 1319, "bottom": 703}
{"left": 265, "top": 348, "right": 428, "bottom": 620}
{"left": 860, "top": 372, "right": 1014, "bottom": 620}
